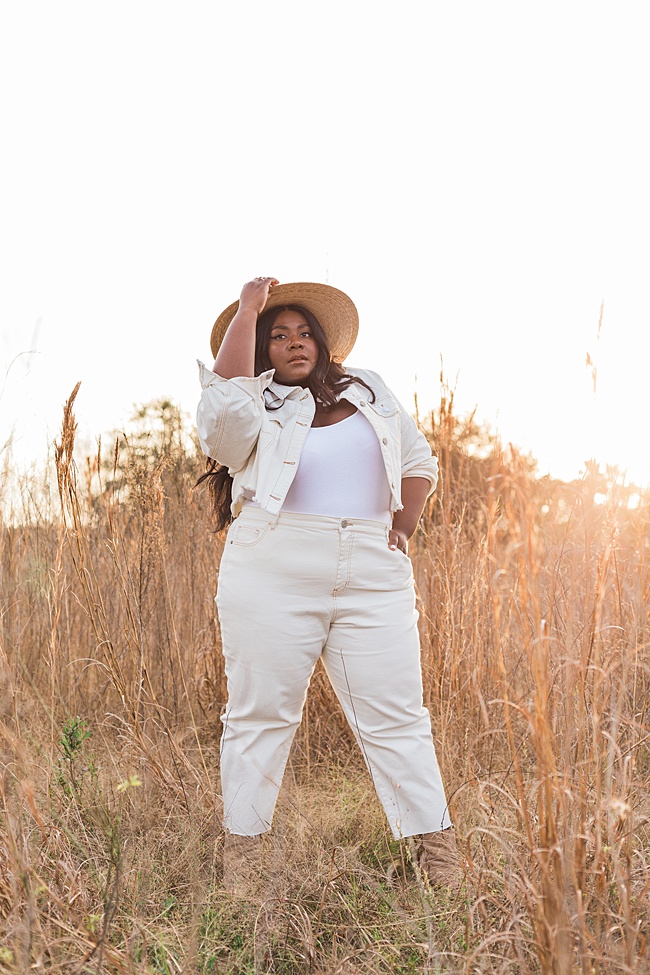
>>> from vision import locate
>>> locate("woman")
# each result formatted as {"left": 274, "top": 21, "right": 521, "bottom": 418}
{"left": 197, "top": 276, "right": 460, "bottom": 892}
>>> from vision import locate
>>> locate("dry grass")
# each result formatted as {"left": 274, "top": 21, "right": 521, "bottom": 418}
{"left": 1, "top": 386, "right": 649, "bottom": 973}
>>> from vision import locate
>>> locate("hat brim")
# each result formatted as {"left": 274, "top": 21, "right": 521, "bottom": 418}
{"left": 210, "top": 282, "right": 359, "bottom": 363}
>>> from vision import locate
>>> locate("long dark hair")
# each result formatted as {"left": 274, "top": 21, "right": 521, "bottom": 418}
{"left": 197, "top": 304, "right": 374, "bottom": 532}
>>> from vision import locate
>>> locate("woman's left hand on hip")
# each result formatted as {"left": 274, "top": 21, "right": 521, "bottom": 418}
{"left": 388, "top": 529, "right": 409, "bottom": 554}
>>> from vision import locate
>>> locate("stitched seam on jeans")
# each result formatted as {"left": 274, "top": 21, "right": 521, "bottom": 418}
{"left": 336, "top": 644, "right": 408, "bottom": 835}
{"left": 332, "top": 532, "right": 347, "bottom": 595}
{"left": 334, "top": 533, "right": 354, "bottom": 595}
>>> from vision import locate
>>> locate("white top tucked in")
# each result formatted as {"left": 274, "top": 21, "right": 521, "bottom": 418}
{"left": 279, "top": 409, "right": 392, "bottom": 522}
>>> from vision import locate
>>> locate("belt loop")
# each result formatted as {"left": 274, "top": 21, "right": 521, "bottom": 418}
{"left": 270, "top": 510, "right": 280, "bottom": 530}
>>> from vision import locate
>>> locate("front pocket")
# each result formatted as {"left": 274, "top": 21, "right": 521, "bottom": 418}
{"left": 228, "top": 521, "right": 271, "bottom": 547}
{"left": 385, "top": 540, "right": 414, "bottom": 575}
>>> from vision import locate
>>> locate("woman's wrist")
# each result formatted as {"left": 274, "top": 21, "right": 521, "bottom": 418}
{"left": 231, "top": 303, "right": 260, "bottom": 322}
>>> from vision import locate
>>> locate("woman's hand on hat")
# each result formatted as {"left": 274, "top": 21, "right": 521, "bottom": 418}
{"left": 388, "top": 528, "right": 408, "bottom": 554}
{"left": 239, "top": 277, "right": 279, "bottom": 316}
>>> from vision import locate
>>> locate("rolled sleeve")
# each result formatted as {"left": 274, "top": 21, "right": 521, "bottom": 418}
{"left": 196, "top": 361, "right": 274, "bottom": 472}
{"left": 399, "top": 410, "right": 439, "bottom": 495}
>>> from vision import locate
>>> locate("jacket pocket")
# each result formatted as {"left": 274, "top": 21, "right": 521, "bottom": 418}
{"left": 369, "top": 398, "right": 399, "bottom": 418}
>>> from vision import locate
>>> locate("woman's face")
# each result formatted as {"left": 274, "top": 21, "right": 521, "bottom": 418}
{"left": 266, "top": 309, "right": 319, "bottom": 385}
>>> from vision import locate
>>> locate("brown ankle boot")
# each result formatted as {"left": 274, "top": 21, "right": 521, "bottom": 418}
{"left": 419, "top": 827, "right": 463, "bottom": 887}
{"left": 223, "top": 832, "right": 262, "bottom": 896}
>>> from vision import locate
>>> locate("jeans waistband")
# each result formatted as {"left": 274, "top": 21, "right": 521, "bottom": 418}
{"left": 236, "top": 506, "right": 391, "bottom": 535}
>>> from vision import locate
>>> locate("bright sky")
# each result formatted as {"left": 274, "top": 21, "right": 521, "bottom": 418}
{"left": 2, "top": 2, "right": 649, "bottom": 486}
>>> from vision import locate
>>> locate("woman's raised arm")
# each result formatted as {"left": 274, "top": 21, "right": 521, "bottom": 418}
{"left": 213, "top": 277, "right": 279, "bottom": 378}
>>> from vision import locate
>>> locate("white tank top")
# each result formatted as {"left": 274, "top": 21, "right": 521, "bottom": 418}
{"left": 281, "top": 409, "right": 391, "bottom": 521}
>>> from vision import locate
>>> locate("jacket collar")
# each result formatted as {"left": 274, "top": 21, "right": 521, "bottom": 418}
{"left": 264, "top": 370, "right": 366, "bottom": 407}
{"left": 266, "top": 380, "right": 309, "bottom": 405}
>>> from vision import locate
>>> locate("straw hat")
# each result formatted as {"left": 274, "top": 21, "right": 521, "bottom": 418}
{"left": 210, "top": 282, "right": 359, "bottom": 363}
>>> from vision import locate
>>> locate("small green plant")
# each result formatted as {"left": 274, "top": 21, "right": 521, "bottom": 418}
{"left": 56, "top": 716, "right": 96, "bottom": 797}
{"left": 59, "top": 716, "right": 91, "bottom": 761}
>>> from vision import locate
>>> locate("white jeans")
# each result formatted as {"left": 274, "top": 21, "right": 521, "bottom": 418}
{"left": 216, "top": 507, "right": 452, "bottom": 839}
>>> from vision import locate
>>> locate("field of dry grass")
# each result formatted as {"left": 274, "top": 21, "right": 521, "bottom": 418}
{"left": 1, "top": 384, "right": 649, "bottom": 974}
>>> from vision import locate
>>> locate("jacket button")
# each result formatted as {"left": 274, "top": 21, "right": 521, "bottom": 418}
{"left": 359, "top": 400, "right": 366, "bottom": 407}
{"left": 382, "top": 437, "right": 388, "bottom": 445}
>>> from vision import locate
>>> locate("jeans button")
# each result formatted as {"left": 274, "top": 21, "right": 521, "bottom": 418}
{"left": 341, "top": 519, "right": 350, "bottom": 528}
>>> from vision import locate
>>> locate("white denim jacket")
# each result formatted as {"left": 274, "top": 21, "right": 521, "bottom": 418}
{"left": 196, "top": 362, "right": 438, "bottom": 518}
